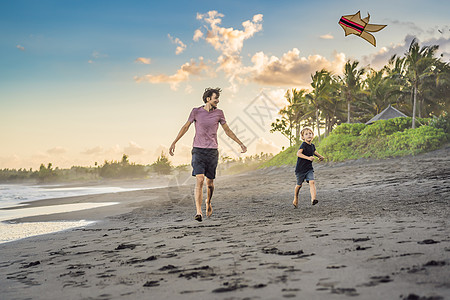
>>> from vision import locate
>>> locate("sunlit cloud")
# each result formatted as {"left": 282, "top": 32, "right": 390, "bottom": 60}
{"left": 81, "top": 146, "right": 104, "bottom": 155}
{"left": 124, "top": 141, "right": 146, "bottom": 155}
{"left": 320, "top": 34, "right": 334, "bottom": 40}
{"left": 47, "top": 147, "right": 67, "bottom": 155}
{"left": 16, "top": 45, "right": 25, "bottom": 51}
{"left": 168, "top": 34, "right": 187, "bottom": 55}
{"left": 134, "top": 57, "right": 215, "bottom": 90}
{"left": 196, "top": 11, "right": 263, "bottom": 55}
{"left": 135, "top": 11, "right": 347, "bottom": 92}
{"left": 193, "top": 29, "right": 203, "bottom": 41}
{"left": 195, "top": 11, "right": 264, "bottom": 92}
{"left": 261, "top": 88, "right": 289, "bottom": 108}
{"left": 135, "top": 57, "right": 151, "bottom": 64}
{"left": 254, "top": 137, "right": 281, "bottom": 155}
{"left": 250, "top": 49, "right": 346, "bottom": 88}
{"left": 0, "top": 154, "right": 22, "bottom": 169}
{"left": 154, "top": 144, "right": 191, "bottom": 165}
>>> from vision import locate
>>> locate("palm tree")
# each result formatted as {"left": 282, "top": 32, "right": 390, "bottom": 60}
{"left": 306, "top": 69, "right": 334, "bottom": 141}
{"left": 285, "top": 88, "right": 311, "bottom": 143}
{"left": 319, "top": 75, "right": 343, "bottom": 136}
{"left": 359, "top": 68, "right": 402, "bottom": 121}
{"left": 340, "top": 60, "right": 365, "bottom": 123}
{"left": 404, "top": 38, "right": 439, "bottom": 128}
{"left": 271, "top": 89, "right": 311, "bottom": 146}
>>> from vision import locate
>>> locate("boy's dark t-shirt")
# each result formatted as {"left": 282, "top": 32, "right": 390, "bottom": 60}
{"left": 295, "top": 142, "right": 316, "bottom": 174}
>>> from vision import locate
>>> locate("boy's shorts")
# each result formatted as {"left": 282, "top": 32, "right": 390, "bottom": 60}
{"left": 191, "top": 147, "right": 219, "bottom": 179}
{"left": 295, "top": 169, "right": 314, "bottom": 185}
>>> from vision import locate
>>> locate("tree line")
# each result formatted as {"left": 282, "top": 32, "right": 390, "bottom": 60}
{"left": 0, "top": 153, "right": 175, "bottom": 183}
{"left": 0, "top": 152, "right": 275, "bottom": 183}
{"left": 271, "top": 38, "right": 449, "bottom": 146}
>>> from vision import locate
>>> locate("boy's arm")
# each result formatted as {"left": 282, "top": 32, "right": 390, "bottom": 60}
{"left": 297, "top": 149, "right": 314, "bottom": 161}
{"left": 221, "top": 123, "right": 247, "bottom": 153}
{"left": 169, "top": 121, "right": 192, "bottom": 156}
{"left": 314, "top": 150, "right": 324, "bottom": 161}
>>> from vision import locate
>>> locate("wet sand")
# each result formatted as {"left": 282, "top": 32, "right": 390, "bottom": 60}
{"left": 1, "top": 146, "right": 449, "bottom": 299}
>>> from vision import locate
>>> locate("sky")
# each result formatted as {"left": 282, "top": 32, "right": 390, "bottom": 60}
{"left": 1, "top": 0, "right": 449, "bottom": 169}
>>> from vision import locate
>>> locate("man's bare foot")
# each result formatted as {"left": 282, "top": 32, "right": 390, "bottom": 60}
{"left": 194, "top": 214, "right": 203, "bottom": 222}
{"left": 293, "top": 199, "right": 298, "bottom": 208}
{"left": 206, "top": 201, "right": 213, "bottom": 217}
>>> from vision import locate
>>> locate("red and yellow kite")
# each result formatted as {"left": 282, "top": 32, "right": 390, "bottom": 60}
{"left": 339, "top": 11, "right": 387, "bottom": 46}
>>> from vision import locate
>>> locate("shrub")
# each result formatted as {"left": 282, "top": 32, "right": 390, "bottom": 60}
{"left": 387, "top": 125, "right": 447, "bottom": 156}
{"left": 428, "top": 112, "right": 450, "bottom": 135}
{"left": 332, "top": 123, "right": 367, "bottom": 136}
{"left": 152, "top": 152, "right": 173, "bottom": 175}
{"left": 317, "top": 134, "right": 361, "bottom": 161}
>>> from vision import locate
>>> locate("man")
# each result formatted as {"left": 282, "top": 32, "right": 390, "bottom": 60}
{"left": 169, "top": 87, "right": 247, "bottom": 222}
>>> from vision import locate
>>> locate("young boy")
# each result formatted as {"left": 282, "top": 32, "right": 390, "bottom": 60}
{"left": 293, "top": 127, "right": 324, "bottom": 208}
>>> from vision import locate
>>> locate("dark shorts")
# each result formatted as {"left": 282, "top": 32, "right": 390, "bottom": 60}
{"left": 295, "top": 169, "right": 314, "bottom": 185}
{"left": 191, "top": 147, "right": 219, "bottom": 179}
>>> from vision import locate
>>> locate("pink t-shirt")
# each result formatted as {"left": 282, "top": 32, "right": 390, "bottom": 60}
{"left": 188, "top": 106, "right": 226, "bottom": 149}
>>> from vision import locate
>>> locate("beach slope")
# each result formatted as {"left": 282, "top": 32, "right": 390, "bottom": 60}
{"left": 1, "top": 146, "right": 449, "bottom": 299}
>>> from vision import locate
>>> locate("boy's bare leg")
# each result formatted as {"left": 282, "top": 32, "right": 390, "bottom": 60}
{"left": 293, "top": 184, "right": 302, "bottom": 208}
{"left": 195, "top": 175, "right": 205, "bottom": 218}
{"left": 309, "top": 180, "right": 317, "bottom": 203}
{"left": 206, "top": 177, "right": 214, "bottom": 217}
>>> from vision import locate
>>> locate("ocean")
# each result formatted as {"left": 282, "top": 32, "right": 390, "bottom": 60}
{"left": 0, "top": 183, "right": 149, "bottom": 244}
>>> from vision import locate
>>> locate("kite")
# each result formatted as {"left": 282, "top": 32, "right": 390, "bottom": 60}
{"left": 339, "top": 11, "right": 387, "bottom": 46}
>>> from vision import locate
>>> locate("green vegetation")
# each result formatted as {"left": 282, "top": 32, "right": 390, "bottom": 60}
{"left": 261, "top": 114, "right": 449, "bottom": 167}
{"left": 264, "top": 38, "right": 448, "bottom": 167}
{"left": 151, "top": 152, "right": 173, "bottom": 175}
{"left": 219, "top": 153, "right": 273, "bottom": 175}
{"left": 0, "top": 152, "right": 274, "bottom": 183}
{"left": 0, "top": 154, "right": 151, "bottom": 183}
{"left": 2, "top": 40, "right": 448, "bottom": 181}
{"left": 271, "top": 39, "right": 449, "bottom": 146}
{"left": 99, "top": 154, "right": 148, "bottom": 179}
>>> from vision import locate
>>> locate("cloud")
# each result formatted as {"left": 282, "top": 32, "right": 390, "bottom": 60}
{"left": 193, "top": 29, "right": 203, "bottom": 41}
{"left": 0, "top": 154, "right": 22, "bottom": 169}
{"left": 81, "top": 146, "right": 104, "bottom": 155}
{"left": 320, "top": 34, "right": 334, "bottom": 40}
{"left": 168, "top": 34, "right": 187, "bottom": 55}
{"left": 47, "top": 147, "right": 67, "bottom": 155}
{"left": 134, "top": 57, "right": 215, "bottom": 90}
{"left": 88, "top": 50, "right": 108, "bottom": 64}
{"left": 155, "top": 143, "right": 191, "bottom": 165}
{"left": 196, "top": 11, "right": 263, "bottom": 55}
{"left": 124, "top": 141, "right": 146, "bottom": 155}
{"left": 254, "top": 137, "right": 281, "bottom": 155}
{"left": 136, "top": 12, "right": 347, "bottom": 92}
{"left": 250, "top": 49, "right": 346, "bottom": 87}
{"left": 194, "top": 11, "right": 264, "bottom": 92}
{"left": 388, "top": 19, "right": 424, "bottom": 34}
{"left": 362, "top": 34, "right": 450, "bottom": 70}
{"left": 16, "top": 45, "right": 25, "bottom": 51}
{"left": 261, "top": 88, "right": 290, "bottom": 109}
{"left": 135, "top": 57, "right": 151, "bottom": 64}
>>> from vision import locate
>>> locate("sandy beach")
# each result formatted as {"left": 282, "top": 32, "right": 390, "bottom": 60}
{"left": 1, "top": 146, "right": 449, "bottom": 300}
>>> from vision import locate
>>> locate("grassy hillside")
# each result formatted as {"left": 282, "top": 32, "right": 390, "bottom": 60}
{"left": 260, "top": 114, "right": 449, "bottom": 168}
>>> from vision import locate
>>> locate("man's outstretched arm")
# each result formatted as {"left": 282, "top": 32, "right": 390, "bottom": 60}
{"left": 169, "top": 121, "right": 192, "bottom": 156}
{"left": 221, "top": 123, "right": 247, "bottom": 153}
